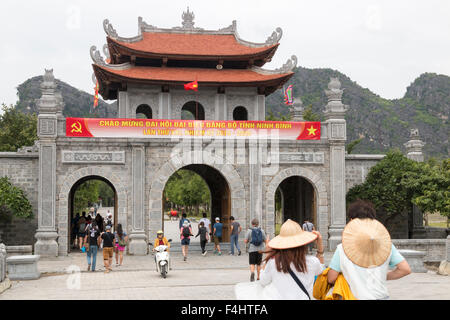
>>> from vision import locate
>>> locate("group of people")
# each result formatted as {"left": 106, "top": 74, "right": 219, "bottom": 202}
{"left": 177, "top": 212, "right": 242, "bottom": 261}
{"left": 71, "top": 208, "right": 128, "bottom": 273}
{"left": 235, "top": 199, "right": 412, "bottom": 300}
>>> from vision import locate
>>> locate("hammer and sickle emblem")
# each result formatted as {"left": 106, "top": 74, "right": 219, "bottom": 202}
{"left": 71, "top": 121, "right": 82, "bottom": 134}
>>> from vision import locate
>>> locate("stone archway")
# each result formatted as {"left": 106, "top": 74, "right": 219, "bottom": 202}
{"left": 265, "top": 167, "right": 328, "bottom": 241}
{"left": 57, "top": 166, "right": 128, "bottom": 255}
{"left": 148, "top": 151, "right": 246, "bottom": 239}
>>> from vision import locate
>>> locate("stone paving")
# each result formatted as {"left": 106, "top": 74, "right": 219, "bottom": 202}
{"left": 1, "top": 220, "right": 449, "bottom": 300}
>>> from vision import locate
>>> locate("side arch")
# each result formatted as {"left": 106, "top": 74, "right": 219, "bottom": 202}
{"left": 57, "top": 166, "right": 129, "bottom": 255}
{"left": 265, "top": 167, "right": 328, "bottom": 240}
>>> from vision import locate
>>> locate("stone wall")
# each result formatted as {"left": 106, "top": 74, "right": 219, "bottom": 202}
{"left": 392, "top": 239, "right": 446, "bottom": 262}
{"left": 0, "top": 154, "right": 39, "bottom": 246}
{"left": 345, "top": 154, "right": 385, "bottom": 192}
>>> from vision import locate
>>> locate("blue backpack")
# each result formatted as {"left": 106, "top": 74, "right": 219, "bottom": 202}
{"left": 250, "top": 228, "right": 263, "bottom": 246}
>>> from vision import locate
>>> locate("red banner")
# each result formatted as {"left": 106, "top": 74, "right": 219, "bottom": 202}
{"left": 66, "top": 118, "right": 321, "bottom": 140}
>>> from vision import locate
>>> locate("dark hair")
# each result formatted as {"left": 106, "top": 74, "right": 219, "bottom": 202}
{"left": 230, "top": 216, "right": 235, "bottom": 221}
{"left": 82, "top": 211, "right": 86, "bottom": 217}
{"left": 117, "top": 224, "right": 123, "bottom": 238}
{"left": 199, "top": 221, "right": 204, "bottom": 227}
{"left": 91, "top": 220, "right": 97, "bottom": 229}
{"left": 348, "top": 199, "right": 376, "bottom": 220}
{"left": 202, "top": 212, "right": 207, "bottom": 218}
{"left": 182, "top": 213, "right": 187, "bottom": 218}
{"left": 251, "top": 218, "right": 259, "bottom": 227}
{"left": 264, "top": 245, "right": 308, "bottom": 274}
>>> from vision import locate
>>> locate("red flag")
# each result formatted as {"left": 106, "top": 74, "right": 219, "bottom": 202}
{"left": 184, "top": 80, "right": 198, "bottom": 91}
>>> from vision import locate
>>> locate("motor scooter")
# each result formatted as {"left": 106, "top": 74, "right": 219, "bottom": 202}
{"left": 150, "top": 239, "right": 172, "bottom": 278}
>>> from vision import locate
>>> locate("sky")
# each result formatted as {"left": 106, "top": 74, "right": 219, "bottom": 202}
{"left": 0, "top": 0, "right": 449, "bottom": 107}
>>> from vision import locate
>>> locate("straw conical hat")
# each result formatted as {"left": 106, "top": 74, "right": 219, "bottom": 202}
{"left": 268, "top": 219, "right": 317, "bottom": 249}
{"left": 342, "top": 218, "right": 392, "bottom": 268}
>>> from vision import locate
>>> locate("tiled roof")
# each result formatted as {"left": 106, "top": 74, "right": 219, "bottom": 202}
{"left": 108, "top": 33, "right": 278, "bottom": 58}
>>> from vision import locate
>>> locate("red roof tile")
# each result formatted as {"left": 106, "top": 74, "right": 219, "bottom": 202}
{"left": 110, "top": 33, "right": 278, "bottom": 58}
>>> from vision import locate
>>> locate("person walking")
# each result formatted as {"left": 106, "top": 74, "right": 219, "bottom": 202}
{"left": 213, "top": 217, "right": 223, "bottom": 255}
{"left": 105, "top": 212, "right": 113, "bottom": 230}
{"left": 179, "top": 212, "right": 190, "bottom": 230}
{"left": 95, "top": 213, "right": 104, "bottom": 233}
{"left": 244, "top": 218, "right": 268, "bottom": 281}
{"left": 235, "top": 219, "right": 324, "bottom": 300}
{"left": 84, "top": 220, "right": 101, "bottom": 272}
{"left": 100, "top": 225, "right": 115, "bottom": 273}
{"left": 180, "top": 220, "right": 193, "bottom": 261}
{"left": 229, "top": 216, "right": 242, "bottom": 256}
{"left": 77, "top": 213, "right": 87, "bottom": 251}
{"left": 199, "top": 212, "right": 211, "bottom": 241}
{"left": 114, "top": 224, "right": 128, "bottom": 266}
{"left": 327, "top": 200, "right": 411, "bottom": 300}
{"left": 71, "top": 213, "right": 80, "bottom": 248}
{"left": 195, "top": 221, "right": 209, "bottom": 256}
{"left": 302, "top": 219, "right": 315, "bottom": 252}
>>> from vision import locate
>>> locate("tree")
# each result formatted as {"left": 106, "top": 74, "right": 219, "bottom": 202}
{"left": 347, "top": 138, "right": 363, "bottom": 154}
{"left": 346, "top": 150, "right": 418, "bottom": 222}
{"left": 0, "top": 104, "right": 37, "bottom": 152}
{"left": 0, "top": 177, "right": 33, "bottom": 223}
{"left": 347, "top": 150, "right": 450, "bottom": 227}
{"left": 73, "top": 180, "right": 100, "bottom": 216}
{"left": 302, "top": 104, "right": 321, "bottom": 122}
{"left": 266, "top": 110, "right": 291, "bottom": 121}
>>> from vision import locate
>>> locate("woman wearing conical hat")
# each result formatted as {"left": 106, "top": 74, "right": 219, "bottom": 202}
{"left": 327, "top": 200, "right": 411, "bottom": 300}
{"left": 235, "top": 219, "right": 325, "bottom": 300}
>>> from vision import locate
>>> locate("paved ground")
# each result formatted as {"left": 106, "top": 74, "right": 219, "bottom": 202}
{"left": 2, "top": 220, "right": 449, "bottom": 300}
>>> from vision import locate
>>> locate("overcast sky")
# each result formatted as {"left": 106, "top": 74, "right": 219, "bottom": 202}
{"left": 1, "top": 0, "right": 449, "bottom": 106}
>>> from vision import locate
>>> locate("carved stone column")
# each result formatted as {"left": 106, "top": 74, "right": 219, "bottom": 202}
{"left": 128, "top": 144, "right": 148, "bottom": 255}
{"left": 118, "top": 91, "right": 129, "bottom": 118}
{"left": 324, "top": 78, "right": 348, "bottom": 250}
{"left": 290, "top": 97, "right": 305, "bottom": 121}
{"left": 215, "top": 93, "right": 227, "bottom": 120}
{"left": 34, "top": 69, "right": 59, "bottom": 257}
{"left": 158, "top": 92, "right": 171, "bottom": 119}
{"left": 405, "top": 129, "right": 426, "bottom": 238}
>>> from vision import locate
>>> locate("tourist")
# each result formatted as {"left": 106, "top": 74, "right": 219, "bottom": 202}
{"left": 302, "top": 219, "right": 315, "bottom": 252}
{"left": 179, "top": 212, "right": 190, "bottom": 230}
{"left": 84, "top": 220, "right": 101, "bottom": 272}
{"left": 327, "top": 199, "right": 411, "bottom": 300}
{"left": 89, "top": 207, "right": 95, "bottom": 219}
{"left": 195, "top": 221, "right": 209, "bottom": 256}
{"left": 95, "top": 213, "right": 104, "bottom": 233}
{"left": 229, "top": 216, "right": 242, "bottom": 256}
{"left": 235, "top": 219, "right": 324, "bottom": 300}
{"left": 199, "top": 212, "right": 211, "bottom": 241}
{"left": 71, "top": 213, "right": 80, "bottom": 248}
{"left": 105, "top": 212, "right": 113, "bottom": 230}
{"left": 100, "top": 225, "right": 115, "bottom": 273}
{"left": 244, "top": 218, "right": 268, "bottom": 281}
{"left": 180, "top": 220, "right": 193, "bottom": 261}
{"left": 153, "top": 230, "right": 172, "bottom": 270}
{"left": 114, "top": 224, "right": 128, "bottom": 266}
{"left": 77, "top": 213, "right": 87, "bottom": 251}
{"left": 213, "top": 217, "right": 223, "bottom": 256}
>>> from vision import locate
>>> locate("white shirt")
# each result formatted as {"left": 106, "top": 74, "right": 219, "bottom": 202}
{"left": 199, "top": 218, "right": 211, "bottom": 233}
{"left": 337, "top": 244, "right": 390, "bottom": 300}
{"left": 259, "top": 256, "right": 324, "bottom": 300}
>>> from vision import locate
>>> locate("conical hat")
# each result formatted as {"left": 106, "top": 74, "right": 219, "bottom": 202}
{"left": 342, "top": 218, "right": 392, "bottom": 268}
{"left": 268, "top": 219, "right": 317, "bottom": 249}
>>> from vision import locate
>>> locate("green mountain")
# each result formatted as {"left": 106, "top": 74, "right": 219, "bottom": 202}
{"left": 15, "top": 76, "right": 116, "bottom": 118}
{"left": 12, "top": 70, "right": 449, "bottom": 158}
{"left": 266, "top": 68, "right": 449, "bottom": 158}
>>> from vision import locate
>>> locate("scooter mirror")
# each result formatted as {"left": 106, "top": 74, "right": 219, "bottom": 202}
{"left": 149, "top": 243, "right": 153, "bottom": 246}
{"left": 168, "top": 239, "right": 172, "bottom": 242}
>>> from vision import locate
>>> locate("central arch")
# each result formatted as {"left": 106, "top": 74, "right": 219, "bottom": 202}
{"left": 148, "top": 151, "right": 246, "bottom": 242}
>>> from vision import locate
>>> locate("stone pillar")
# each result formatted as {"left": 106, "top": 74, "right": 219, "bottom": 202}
{"left": 404, "top": 129, "right": 425, "bottom": 162}
{"left": 290, "top": 97, "right": 304, "bottom": 121}
{"left": 34, "top": 69, "right": 59, "bottom": 257}
{"left": 324, "top": 78, "right": 348, "bottom": 250}
{"left": 405, "top": 129, "right": 426, "bottom": 238}
{"left": 255, "top": 94, "right": 265, "bottom": 121}
{"left": 249, "top": 141, "right": 263, "bottom": 226}
{"left": 128, "top": 144, "right": 148, "bottom": 255}
{"left": 159, "top": 92, "right": 170, "bottom": 119}
{"left": 0, "top": 243, "right": 6, "bottom": 282}
{"left": 118, "top": 91, "right": 129, "bottom": 118}
{"left": 215, "top": 93, "right": 227, "bottom": 120}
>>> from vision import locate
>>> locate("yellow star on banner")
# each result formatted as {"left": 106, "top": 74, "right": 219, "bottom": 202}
{"left": 307, "top": 126, "right": 317, "bottom": 136}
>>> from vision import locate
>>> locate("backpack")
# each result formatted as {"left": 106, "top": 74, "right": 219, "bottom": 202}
{"left": 79, "top": 223, "right": 86, "bottom": 233}
{"left": 182, "top": 226, "right": 191, "bottom": 238}
{"left": 118, "top": 235, "right": 127, "bottom": 246}
{"left": 250, "top": 228, "right": 263, "bottom": 246}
